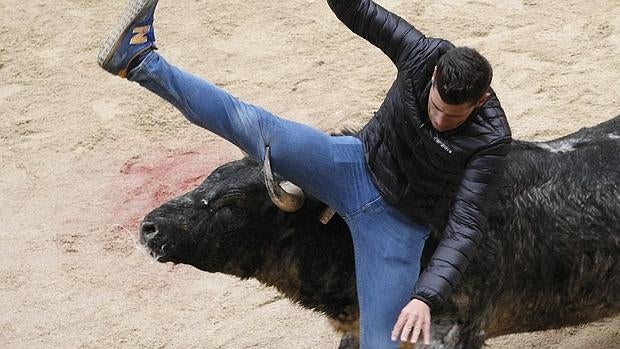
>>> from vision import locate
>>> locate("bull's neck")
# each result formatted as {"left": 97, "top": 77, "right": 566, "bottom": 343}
{"left": 252, "top": 228, "right": 305, "bottom": 303}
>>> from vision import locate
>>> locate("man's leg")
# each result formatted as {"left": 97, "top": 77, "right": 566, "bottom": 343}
{"left": 345, "top": 199, "right": 431, "bottom": 349}
{"left": 128, "top": 51, "right": 378, "bottom": 212}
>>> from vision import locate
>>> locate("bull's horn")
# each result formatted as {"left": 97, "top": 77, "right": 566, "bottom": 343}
{"left": 263, "top": 146, "right": 305, "bottom": 212}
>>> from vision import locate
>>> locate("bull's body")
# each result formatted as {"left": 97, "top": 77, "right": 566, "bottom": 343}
{"left": 140, "top": 115, "right": 620, "bottom": 348}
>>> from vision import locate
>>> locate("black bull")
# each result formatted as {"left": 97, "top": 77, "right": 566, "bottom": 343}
{"left": 139, "top": 116, "right": 619, "bottom": 349}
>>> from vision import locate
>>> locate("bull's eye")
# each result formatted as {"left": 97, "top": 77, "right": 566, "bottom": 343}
{"left": 201, "top": 199, "right": 209, "bottom": 207}
{"left": 211, "top": 191, "right": 248, "bottom": 210}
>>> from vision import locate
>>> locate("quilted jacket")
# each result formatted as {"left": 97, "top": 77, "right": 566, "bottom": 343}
{"left": 327, "top": 0, "right": 512, "bottom": 309}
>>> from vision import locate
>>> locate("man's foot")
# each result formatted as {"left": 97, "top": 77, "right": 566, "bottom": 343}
{"left": 97, "top": 0, "right": 159, "bottom": 78}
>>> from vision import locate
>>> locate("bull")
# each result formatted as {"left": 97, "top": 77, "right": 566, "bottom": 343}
{"left": 139, "top": 115, "right": 620, "bottom": 348}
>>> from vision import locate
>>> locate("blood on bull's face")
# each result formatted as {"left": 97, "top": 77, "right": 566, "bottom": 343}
{"left": 139, "top": 158, "right": 276, "bottom": 276}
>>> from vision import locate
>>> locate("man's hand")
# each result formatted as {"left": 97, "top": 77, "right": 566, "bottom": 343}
{"left": 391, "top": 299, "right": 431, "bottom": 345}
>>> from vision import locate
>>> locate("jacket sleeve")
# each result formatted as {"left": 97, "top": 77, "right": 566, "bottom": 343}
{"left": 412, "top": 138, "right": 512, "bottom": 309}
{"left": 326, "top": 0, "right": 428, "bottom": 68}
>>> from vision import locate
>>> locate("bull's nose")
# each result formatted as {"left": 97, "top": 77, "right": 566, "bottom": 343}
{"left": 140, "top": 221, "right": 158, "bottom": 242}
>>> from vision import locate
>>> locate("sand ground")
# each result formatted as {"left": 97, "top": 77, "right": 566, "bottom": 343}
{"left": 0, "top": 0, "right": 618, "bottom": 348}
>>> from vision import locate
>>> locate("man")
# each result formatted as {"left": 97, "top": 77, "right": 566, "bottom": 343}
{"left": 98, "top": 0, "right": 511, "bottom": 347}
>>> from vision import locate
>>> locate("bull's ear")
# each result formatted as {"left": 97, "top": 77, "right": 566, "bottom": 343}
{"left": 262, "top": 146, "right": 305, "bottom": 213}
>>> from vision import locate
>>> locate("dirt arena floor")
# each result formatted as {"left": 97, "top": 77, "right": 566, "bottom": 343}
{"left": 1, "top": 0, "right": 618, "bottom": 348}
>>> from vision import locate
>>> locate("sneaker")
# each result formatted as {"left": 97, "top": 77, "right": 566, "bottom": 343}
{"left": 97, "top": 0, "right": 159, "bottom": 78}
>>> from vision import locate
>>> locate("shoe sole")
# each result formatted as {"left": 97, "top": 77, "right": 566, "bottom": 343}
{"left": 97, "top": 0, "right": 159, "bottom": 72}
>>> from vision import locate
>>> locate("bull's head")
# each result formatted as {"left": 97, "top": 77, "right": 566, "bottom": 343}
{"left": 139, "top": 157, "right": 279, "bottom": 276}
{"left": 138, "top": 155, "right": 361, "bottom": 330}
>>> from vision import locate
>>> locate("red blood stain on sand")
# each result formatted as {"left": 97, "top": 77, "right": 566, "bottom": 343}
{"left": 107, "top": 146, "right": 240, "bottom": 231}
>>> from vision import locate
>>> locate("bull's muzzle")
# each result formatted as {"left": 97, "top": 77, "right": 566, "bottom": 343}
{"left": 262, "top": 146, "right": 305, "bottom": 212}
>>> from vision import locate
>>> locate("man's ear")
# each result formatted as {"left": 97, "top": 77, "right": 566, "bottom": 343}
{"left": 476, "top": 92, "right": 491, "bottom": 108}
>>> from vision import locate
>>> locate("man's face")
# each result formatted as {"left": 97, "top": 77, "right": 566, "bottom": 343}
{"left": 428, "top": 84, "right": 478, "bottom": 132}
{"left": 428, "top": 68, "right": 490, "bottom": 132}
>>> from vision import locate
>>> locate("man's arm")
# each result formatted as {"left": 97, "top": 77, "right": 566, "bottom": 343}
{"left": 413, "top": 138, "right": 512, "bottom": 309}
{"left": 326, "top": 0, "right": 428, "bottom": 68}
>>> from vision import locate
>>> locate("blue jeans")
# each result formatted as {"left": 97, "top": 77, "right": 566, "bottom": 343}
{"left": 129, "top": 52, "right": 431, "bottom": 349}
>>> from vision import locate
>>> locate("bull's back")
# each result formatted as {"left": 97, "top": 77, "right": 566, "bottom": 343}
{"left": 482, "top": 120, "right": 620, "bottom": 335}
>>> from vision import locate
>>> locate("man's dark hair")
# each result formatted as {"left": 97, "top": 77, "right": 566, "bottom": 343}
{"left": 435, "top": 47, "right": 493, "bottom": 105}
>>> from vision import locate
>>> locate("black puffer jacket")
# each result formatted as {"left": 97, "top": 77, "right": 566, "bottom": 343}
{"left": 327, "top": 0, "right": 512, "bottom": 309}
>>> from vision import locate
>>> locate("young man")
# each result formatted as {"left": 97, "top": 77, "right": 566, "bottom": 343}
{"left": 98, "top": 0, "right": 511, "bottom": 347}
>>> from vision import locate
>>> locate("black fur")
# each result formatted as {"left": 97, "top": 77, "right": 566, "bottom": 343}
{"left": 141, "top": 115, "right": 619, "bottom": 348}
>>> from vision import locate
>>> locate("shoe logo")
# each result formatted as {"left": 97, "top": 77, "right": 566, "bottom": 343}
{"left": 130, "top": 25, "right": 151, "bottom": 45}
